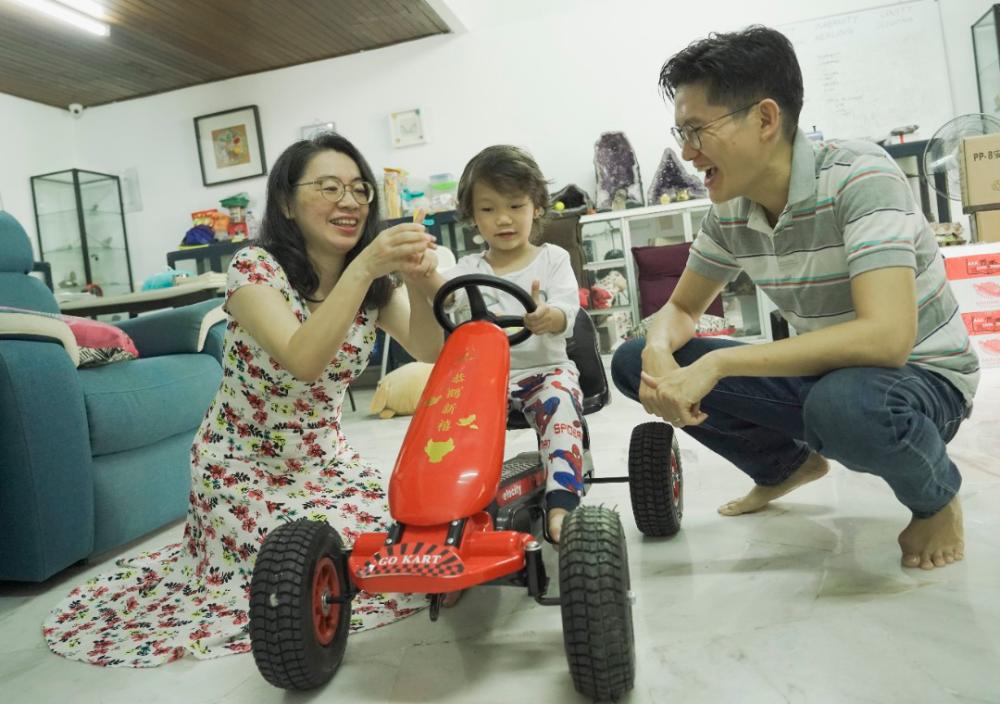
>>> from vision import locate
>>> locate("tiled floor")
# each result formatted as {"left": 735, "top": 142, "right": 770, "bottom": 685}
{"left": 2, "top": 361, "right": 999, "bottom": 704}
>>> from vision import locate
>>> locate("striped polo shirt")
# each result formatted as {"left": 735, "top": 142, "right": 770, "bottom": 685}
{"left": 687, "top": 128, "right": 979, "bottom": 404}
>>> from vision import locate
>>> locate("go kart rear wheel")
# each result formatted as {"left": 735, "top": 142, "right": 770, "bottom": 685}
{"left": 249, "top": 519, "right": 351, "bottom": 690}
{"left": 628, "top": 421, "right": 683, "bottom": 536}
{"left": 558, "top": 505, "right": 635, "bottom": 701}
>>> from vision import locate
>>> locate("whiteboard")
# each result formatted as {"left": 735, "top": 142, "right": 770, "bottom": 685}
{"left": 780, "top": 0, "right": 954, "bottom": 141}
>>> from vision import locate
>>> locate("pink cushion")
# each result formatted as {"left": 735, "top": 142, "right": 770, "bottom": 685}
{"left": 631, "top": 244, "right": 724, "bottom": 318}
{"left": 61, "top": 315, "right": 139, "bottom": 358}
{"left": 0, "top": 306, "right": 138, "bottom": 365}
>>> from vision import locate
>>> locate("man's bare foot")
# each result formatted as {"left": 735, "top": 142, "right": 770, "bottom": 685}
{"left": 548, "top": 507, "right": 569, "bottom": 544}
{"left": 718, "top": 453, "right": 829, "bottom": 516}
{"left": 898, "top": 497, "right": 964, "bottom": 570}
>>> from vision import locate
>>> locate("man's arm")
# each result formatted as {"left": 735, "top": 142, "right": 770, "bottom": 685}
{"left": 639, "top": 266, "right": 916, "bottom": 426}
{"left": 700, "top": 266, "right": 917, "bottom": 380}
{"left": 640, "top": 267, "right": 726, "bottom": 416}
{"left": 642, "top": 267, "right": 726, "bottom": 370}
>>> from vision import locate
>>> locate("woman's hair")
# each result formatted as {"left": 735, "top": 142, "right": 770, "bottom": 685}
{"left": 659, "top": 25, "right": 803, "bottom": 142}
{"left": 256, "top": 132, "right": 393, "bottom": 309}
{"left": 457, "top": 145, "right": 550, "bottom": 237}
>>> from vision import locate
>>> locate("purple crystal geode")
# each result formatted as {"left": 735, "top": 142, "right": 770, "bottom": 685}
{"left": 594, "top": 131, "right": 644, "bottom": 210}
{"left": 648, "top": 147, "right": 707, "bottom": 203}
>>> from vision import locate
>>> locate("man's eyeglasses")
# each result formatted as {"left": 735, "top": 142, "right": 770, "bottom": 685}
{"left": 294, "top": 177, "right": 376, "bottom": 205}
{"left": 670, "top": 101, "right": 760, "bottom": 151}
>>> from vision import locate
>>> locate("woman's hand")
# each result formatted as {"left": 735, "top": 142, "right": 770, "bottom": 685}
{"left": 400, "top": 248, "right": 439, "bottom": 282}
{"left": 355, "top": 223, "right": 436, "bottom": 280}
{"left": 523, "top": 280, "right": 567, "bottom": 335}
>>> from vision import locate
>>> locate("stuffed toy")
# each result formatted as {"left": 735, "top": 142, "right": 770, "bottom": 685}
{"left": 589, "top": 270, "right": 628, "bottom": 309}
{"left": 369, "top": 362, "right": 434, "bottom": 419}
{"left": 141, "top": 268, "right": 191, "bottom": 290}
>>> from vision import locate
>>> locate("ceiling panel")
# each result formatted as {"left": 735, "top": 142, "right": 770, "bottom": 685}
{"left": 0, "top": 0, "right": 449, "bottom": 109}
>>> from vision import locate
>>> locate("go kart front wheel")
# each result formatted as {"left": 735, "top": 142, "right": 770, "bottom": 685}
{"left": 628, "top": 421, "right": 683, "bottom": 536}
{"left": 558, "top": 505, "right": 635, "bottom": 701}
{"left": 249, "top": 519, "right": 352, "bottom": 690}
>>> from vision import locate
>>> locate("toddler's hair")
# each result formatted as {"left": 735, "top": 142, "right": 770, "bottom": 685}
{"left": 457, "top": 145, "right": 550, "bottom": 236}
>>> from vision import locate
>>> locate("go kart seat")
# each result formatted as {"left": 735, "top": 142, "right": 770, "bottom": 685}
{"left": 507, "top": 309, "right": 610, "bottom": 429}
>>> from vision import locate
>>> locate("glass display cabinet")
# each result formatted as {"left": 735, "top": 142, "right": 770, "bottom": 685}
{"left": 973, "top": 5, "right": 1000, "bottom": 116}
{"left": 579, "top": 200, "right": 773, "bottom": 350}
{"left": 31, "top": 168, "right": 134, "bottom": 298}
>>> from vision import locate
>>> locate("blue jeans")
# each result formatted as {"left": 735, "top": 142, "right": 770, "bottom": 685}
{"left": 611, "top": 337, "right": 970, "bottom": 518}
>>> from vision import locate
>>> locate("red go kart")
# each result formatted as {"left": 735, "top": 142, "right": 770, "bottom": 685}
{"left": 248, "top": 274, "right": 683, "bottom": 701}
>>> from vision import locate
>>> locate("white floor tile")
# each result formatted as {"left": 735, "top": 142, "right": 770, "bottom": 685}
{"left": 2, "top": 360, "right": 998, "bottom": 704}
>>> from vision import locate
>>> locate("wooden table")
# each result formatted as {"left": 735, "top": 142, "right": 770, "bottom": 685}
{"left": 59, "top": 279, "right": 224, "bottom": 318}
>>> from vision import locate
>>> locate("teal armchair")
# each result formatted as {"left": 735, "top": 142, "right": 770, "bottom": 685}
{"left": 0, "top": 211, "right": 226, "bottom": 582}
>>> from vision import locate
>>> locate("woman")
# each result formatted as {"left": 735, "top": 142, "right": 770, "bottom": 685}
{"left": 44, "top": 133, "right": 443, "bottom": 667}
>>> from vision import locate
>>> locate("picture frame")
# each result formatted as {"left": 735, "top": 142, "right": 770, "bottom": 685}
{"left": 389, "top": 107, "right": 426, "bottom": 148}
{"left": 193, "top": 105, "right": 267, "bottom": 186}
{"left": 300, "top": 121, "right": 337, "bottom": 140}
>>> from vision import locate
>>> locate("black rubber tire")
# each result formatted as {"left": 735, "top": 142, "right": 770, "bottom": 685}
{"left": 249, "top": 519, "right": 351, "bottom": 690}
{"left": 628, "top": 421, "right": 683, "bottom": 536}
{"left": 558, "top": 505, "right": 635, "bottom": 701}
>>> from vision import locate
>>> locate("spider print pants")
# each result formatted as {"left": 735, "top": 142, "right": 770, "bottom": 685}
{"left": 508, "top": 365, "right": 585, "bottom": 512}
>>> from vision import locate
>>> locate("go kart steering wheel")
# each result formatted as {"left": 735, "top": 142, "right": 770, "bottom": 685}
{"left": 433, "top": 273, "right": 537, "bottom": 345}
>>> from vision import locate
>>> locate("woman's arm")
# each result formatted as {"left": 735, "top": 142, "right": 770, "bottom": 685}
{"left": 228, "top": 225, "right": 434, "bottom": 381}
{"left": 379, "top": 268, "right": 447, "bottom": 363}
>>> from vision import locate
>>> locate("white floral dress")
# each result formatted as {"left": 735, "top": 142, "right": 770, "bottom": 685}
{"left": 43, "top": 246, "right": 424, "bottom": 667}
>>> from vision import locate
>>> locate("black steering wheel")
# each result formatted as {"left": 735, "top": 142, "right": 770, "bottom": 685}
{"left": 433, "top": 273, "right": 537, "bottom": 345}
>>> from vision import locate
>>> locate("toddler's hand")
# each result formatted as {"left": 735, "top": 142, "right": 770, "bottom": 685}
{"left": 523, "top": 280, "right": 566, "bottom": 335}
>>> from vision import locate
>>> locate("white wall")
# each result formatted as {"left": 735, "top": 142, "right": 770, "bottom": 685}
{"left": 7, "top": 0, "right": 993, "bottom": 283}
{"left": 0, "top": 92, "right": 76, "bottom": 255}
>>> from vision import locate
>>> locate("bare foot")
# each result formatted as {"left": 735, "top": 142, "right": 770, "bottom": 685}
{"left": 718, "top": 453, "right": 829, "bottom": 516}
{"left": 898, "top": 497, "right": 964, "bottom": 570}
{"left": 548, "top": 507, "right": 569, "bottom": 544}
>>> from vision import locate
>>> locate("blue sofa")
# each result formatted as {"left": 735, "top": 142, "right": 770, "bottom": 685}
{"left": 0, "top": 211, "right": 227, "bottom": 582}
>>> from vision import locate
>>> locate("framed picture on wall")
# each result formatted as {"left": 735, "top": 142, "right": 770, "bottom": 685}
{"left": 300, "top": 121, "right": 337, "bottom": 140}
{"left": 193, "top": 105, "right": 267, "bottom": 186}
{"left": 389, "top": 108, "right": 426, "bottom": 148}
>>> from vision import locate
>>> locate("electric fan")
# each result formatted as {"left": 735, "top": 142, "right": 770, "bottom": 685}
{"left": 923, "top": 113, "right": 1000, "bottom": 204}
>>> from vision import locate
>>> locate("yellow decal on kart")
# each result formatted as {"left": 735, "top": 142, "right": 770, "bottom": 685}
{"left": 424, "top": 438, "right": 455, "bottom": 463}
{"left": 456, "top": 414, "right": 479, "bottom": 430}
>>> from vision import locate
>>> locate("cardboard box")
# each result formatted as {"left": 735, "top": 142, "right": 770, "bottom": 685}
{"left": 941, "top": 243, "right": 1000, "bottom": 312}
{"left": 948, "top": 278, "right": 1000, "bottom": 311}
{"left": 974, "top": 208, "right": 1000, "bottom": 243}
{"left": 971, "top": 333, "right": 1000, "bottom": 368}
{"left": 960, "top": 133, "right": 1000, "bottom": 212}
{"left": 961, "top": 309, "right": 1000, "bottom": 335}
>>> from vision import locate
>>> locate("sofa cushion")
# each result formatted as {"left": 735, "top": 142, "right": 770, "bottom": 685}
{"left": 0, "top": 306, "right": 140, "bottom": 367}
{"left": 632, "top": 243, "right": 724, "bottom": 318}
{"left": 80, "top": 353, "right": 219, "bottom": 456}
{"left": 63, "top": 315, "right": 140, "bottom": 367}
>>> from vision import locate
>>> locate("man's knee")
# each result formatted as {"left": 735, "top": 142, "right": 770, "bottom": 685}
{"left": 803, "top": 368, "right": 893, "bottom": 458}
{"left": 611, "top": 338, "right": 644, "bottom": 401}
{"left": 611, "top": 336, "right": 742, "bottom": 402}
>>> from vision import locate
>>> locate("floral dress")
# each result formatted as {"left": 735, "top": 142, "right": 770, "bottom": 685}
{"left": 43, "top": 246, "right": 424, "bottom": 667}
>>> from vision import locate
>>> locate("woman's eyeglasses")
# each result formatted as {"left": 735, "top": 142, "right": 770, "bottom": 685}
{"left": 294, "top": 177, "right": 376, "bottom": 205}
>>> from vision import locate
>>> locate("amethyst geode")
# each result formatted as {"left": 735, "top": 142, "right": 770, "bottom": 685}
{"left": 594, "top": 131, "right": 644, "bottom": 210}
{"left": 648, "top": 147, "right": 707, "bottom": 203}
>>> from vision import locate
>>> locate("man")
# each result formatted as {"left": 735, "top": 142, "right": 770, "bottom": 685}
{"left": 612, "top": 26, "right": 978, "bottom": 570}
